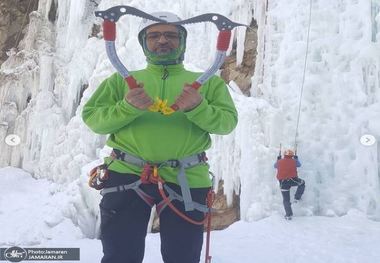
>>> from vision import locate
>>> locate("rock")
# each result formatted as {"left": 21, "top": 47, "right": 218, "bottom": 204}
{"left": 0, "top": 0, "right": 39, "bottom": 65}
{"left": 209, "top": 180, "right": 240, "bottom": 230}
{"left": 150, "top": 180, "right": 240, "bottom": 232}
{"left": 221, "top": 18, "right": 258, "bottom": 96}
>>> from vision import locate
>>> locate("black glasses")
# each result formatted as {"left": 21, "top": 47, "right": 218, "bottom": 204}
{"left": 146, "top": 31, "right": 180, "bottom": 42}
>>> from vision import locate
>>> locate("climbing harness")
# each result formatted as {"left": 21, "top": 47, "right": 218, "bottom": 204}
{"left": 107, "top": 149, "right": 209, "bottom": 212}
{"left": 91, "top": 148, "right": 212, "bottom": 215}
{"left": 88, "top": 149, "right": 216, "bottom": 262}
{"left": 95, "top": 5, "right": 247, "bottom": 115}
{"left": 88, "top": 149, "right": 212, "bottom": 214}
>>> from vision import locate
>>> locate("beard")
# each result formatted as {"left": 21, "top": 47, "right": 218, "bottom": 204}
{"left": 154, "top": 44, "right": 174, "bottom": 55}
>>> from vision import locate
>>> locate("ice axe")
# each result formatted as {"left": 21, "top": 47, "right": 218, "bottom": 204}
{"left": 95, "top": 6, "right": 165, "bottom": 89}
{"left": 167, "top": 13, "right": 248, "bottom": 113}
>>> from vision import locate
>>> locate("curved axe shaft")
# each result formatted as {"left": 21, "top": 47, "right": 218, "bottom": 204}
{"left": 169, "top": 14, "right": 247, "bottom": 113}
{"left": 95, "top": 6, "right": 165, "bottom": 89}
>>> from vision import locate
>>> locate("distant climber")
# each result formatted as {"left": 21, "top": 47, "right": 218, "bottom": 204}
{"left": 274, "top": 149, "right": 305, "bottom": 220}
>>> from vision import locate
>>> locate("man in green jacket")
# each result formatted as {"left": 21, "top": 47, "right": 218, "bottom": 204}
{"left": 82, "top": 11, "right": 237, "bottom": 263}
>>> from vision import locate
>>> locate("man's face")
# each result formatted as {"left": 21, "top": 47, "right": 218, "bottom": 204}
{"left": 145, "top": 24, "right": 180, "bottom": 55}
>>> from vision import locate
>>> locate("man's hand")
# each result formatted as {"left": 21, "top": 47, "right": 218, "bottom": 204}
{"left": 125, "top": 84, "right": 153, "bottom": 110}
{"left": 174, "top": 84, "right": 202, "bottom": 112}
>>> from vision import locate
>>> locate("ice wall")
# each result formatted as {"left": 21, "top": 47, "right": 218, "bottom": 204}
{"left": 0, "top": 0, "right": 379, "bottom": 238}
{"left": 230, "top": 0, "right": 380, "bottom": 220}
{"left": 210, "top": 0, "right": 380, "bottom": 220}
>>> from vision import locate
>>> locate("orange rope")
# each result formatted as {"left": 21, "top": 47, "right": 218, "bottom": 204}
{"left": 158, "top": 180, "right": 209, "bottom": 225}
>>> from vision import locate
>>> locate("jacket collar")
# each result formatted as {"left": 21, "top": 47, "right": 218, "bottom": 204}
{"left": 146, "top": 63, "right": 185, "bottom": 75}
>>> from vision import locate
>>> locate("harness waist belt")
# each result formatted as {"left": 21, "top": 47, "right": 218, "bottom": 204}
{"left": 112, "top": 149, "right": 208, "bottom": 211}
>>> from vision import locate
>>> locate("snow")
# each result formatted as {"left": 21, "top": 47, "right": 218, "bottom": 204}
{"left": 0, "top": 0, "right": 380, "bottom": 262}
{"left": 1, "top": 167, "right": 380, "bottom": 263}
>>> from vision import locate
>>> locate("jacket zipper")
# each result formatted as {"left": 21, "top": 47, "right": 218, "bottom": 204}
{"left": 161, "top": 65, "right": 168, "bottom": 99}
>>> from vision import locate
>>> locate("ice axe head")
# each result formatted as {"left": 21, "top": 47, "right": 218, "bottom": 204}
{"left": 171, "top": 13, "right": 248, "bottom": 31}
{"left": 95, "top": 5, "right": 166, "bottom": 23}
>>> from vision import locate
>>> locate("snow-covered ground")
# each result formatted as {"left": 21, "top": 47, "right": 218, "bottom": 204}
{"left": 1, "top": 167, "right": 380, "bottom": 263}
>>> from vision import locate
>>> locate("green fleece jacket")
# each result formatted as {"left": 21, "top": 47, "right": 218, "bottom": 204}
{"left": 82, "top": 63, "right": 238, "bottom": 187}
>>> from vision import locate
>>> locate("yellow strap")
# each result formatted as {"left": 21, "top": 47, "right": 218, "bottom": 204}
{"left": 148, "top": 98, "right": 175, "bottom": 115}
{"left": 148, "top": 97, "right": 162, "bottom": 112}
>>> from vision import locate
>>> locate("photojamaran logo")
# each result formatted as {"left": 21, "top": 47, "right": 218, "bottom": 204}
{"left": 3, "top": 247, "right": 27, "bottom": 262}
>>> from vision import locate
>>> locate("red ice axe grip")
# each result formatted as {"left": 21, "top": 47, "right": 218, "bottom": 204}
{"left": 125, "top": 76, "right": 139, "bottom": 89}
{"left": 191, "top": 81, "right": 202, "bottom": 90}
{"left": 103, "top": 20, "right": 116, "bottom": 41}
{"left": 216, "top": 31, "right": 231, "bottom": 51}
{"left": 170, "top": 81, "right": 202, "bottom": 111}
{"left": 170, "top": 104, "right": 179, "bottom": 111}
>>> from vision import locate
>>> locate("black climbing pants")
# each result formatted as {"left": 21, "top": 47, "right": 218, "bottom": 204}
{"left": 99, "top": 170, "right": 209, "bottom": 263}
{"left": 279, "top": 177, "right": 305, "bottom": 217}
